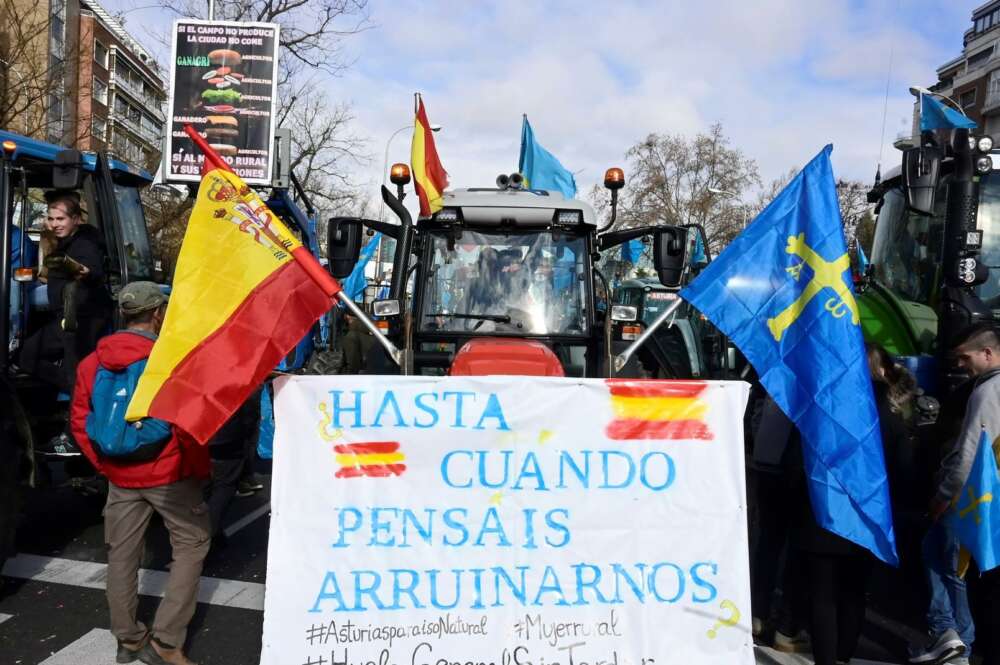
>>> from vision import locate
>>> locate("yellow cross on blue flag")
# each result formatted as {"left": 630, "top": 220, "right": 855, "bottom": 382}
{"left": 680, "top": 145, "right": 898, "bottom": 565}
{"left": 946, "top": 429, "right": 1000, "bottom": 571}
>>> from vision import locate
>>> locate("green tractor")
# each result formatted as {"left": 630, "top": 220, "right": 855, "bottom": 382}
{"left": 861, "top": 120, "right": 997, "bottom": 396}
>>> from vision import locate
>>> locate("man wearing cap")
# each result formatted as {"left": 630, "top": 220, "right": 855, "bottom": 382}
{"left": 70, "top": 282, "right": 211, "bottom": 665}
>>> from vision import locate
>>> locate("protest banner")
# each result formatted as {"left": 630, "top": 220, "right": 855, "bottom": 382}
{"left": 262, "top": 376, "right": 753, "bottom": 665}
{"left": 166, "top": 19, "right": 279, "bottom": 184}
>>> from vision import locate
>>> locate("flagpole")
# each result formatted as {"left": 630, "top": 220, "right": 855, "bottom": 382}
{"left": 182, "top": 123, "right": 404, "bottom": 367}
{"left": 613, "top": 298, "right": 684, "bottom": 373}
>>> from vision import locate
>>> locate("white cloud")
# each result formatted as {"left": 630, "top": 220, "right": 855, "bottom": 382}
{"left": 107, "top": 0, "right": 973, "bottom": 216}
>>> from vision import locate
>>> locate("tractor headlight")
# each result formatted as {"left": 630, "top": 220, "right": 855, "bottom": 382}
{"left": 979, "top": 135, "right": 995, "bottom": 153}
{"left": 977, "top": 156, "right": 993, "bottom": 174}
{"left": 611, "top": 305, "right": 638, "bottom": 322}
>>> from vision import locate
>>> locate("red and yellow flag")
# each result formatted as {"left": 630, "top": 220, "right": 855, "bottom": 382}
{"left": 605, "top": 380, "right": 713, "bottom": 441}
{"left": 125, "top": 126, "right": 340, "bottom": 444}
{"left": 411, "top": 94, "right": 449, "bottom": 217}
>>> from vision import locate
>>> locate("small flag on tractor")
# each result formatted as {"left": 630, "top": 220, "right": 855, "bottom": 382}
{"left": 411, "top": 94, "right": 449, "bottom": 217}
{"left": 125, "top": 125, "right": 340, "bottom": 444}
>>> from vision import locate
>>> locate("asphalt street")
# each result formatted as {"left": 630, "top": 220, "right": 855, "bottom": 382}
{"left": 0, "top": 461, "right": 915, "bottom": 665}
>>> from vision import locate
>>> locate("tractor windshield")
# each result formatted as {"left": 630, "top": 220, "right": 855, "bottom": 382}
{"left": 869, "top": 186, "right": 945, "bottom": 305}
{"left": 420, "top": 230, "right": 589, "bottom": 335}
{"left": 976, "top": 171, "right": 1000, "bottom": 307}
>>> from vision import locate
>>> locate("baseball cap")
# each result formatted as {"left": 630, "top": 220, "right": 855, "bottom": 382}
{"left": 118, "top": 281, "right": 168, "bottom": 314}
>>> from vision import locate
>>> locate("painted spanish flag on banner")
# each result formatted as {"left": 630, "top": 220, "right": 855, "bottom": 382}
{"left": 125, "top": 126, "right": 340, "bottom": 444}
{"left": 411, "top": 93, "right": 449, "bottom": 217}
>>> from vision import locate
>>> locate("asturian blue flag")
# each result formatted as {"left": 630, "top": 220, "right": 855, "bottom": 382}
{"left": 340, "top": 232, "right": 381, "bottom": 302}
{"left": 946, "top": 430, "right": 1000, "bottom": 572}
{"left": 620, "top": 238, "right": 643, "bottom": 264}
{"left": 856, "top": 242, "right": 869, "bottom": 275}
{"left": 519, "top": 116, "right": 577, "bottom": 198}
{"left": 920, "top": 94, "right": 977, "bottom": 131}
{"left": 680, "top": 145, "right": 898, "bottom": 565}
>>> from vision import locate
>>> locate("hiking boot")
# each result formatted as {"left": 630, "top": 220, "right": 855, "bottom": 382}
{"left": 138, "top": 638, "right": 199, "bottom": 665}
{"left": 908, "top": 629, "right": 965, "bottom": 663}
{"left": 946, "top": 657, "right": 970, "bottom": 665}
{"left": 36, "top": 433, "right": 82, "bottom": 457}
{"left": 773, "top": 628, "right": 811, "bottom": 653}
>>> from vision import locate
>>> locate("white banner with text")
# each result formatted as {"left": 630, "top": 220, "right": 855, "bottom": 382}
{"left": 262, "top": 376, "right": 752, "bottom": 665}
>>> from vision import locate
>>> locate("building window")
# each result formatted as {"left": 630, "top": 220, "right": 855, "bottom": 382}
{"left": 93, "top": 77, "right": 108, "bottom": 105}
{"left": 47, "top": 93, "right": 63, "bottom": 142}
{"left": 92, "top": 115, "right": 107, "bottom": 141}
{"left": 961, "top": 89, "right": 977, "bottom": 109}
{"left": 969, "top": 47, "right": 993, "bottom": 69}
{"left": 94, "top": 41, "right": 108, "bottom": 69}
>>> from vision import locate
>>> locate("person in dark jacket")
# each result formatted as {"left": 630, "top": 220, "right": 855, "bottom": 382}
{"left": 20, "top": 191, "right": 111, "bottom": 396}
{"left": 340, "top": 311, "right": 374, "bottom": 374}
{"left": 71, "top": 282, "right": 210, "bottom": 665}
{"left": 792, "top": 342, "right": 911, "bottom": 665}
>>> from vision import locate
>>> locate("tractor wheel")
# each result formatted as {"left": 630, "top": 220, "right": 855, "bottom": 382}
{"left": 649, "top": 328, "right": 694, "bottom": 379}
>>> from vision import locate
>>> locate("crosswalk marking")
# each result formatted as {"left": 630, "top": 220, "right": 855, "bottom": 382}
{"left": 2, "top": 553, "right": 265, "bottom": 611}
{"left": 38, "top": 628, "right": 117, "bottom": 665}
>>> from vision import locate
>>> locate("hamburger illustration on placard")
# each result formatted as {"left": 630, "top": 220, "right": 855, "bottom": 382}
{"left": 200, "top": 49, "right": 244, "bottom": 160}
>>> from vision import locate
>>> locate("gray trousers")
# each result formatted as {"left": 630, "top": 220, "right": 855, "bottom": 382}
{"left": 104, "top": 477, "right": 211, "bottom": 648}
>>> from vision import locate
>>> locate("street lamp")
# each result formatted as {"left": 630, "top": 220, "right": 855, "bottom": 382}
{"left": 708, "top": 187, "right": 748, "bottom": 229}
{"left": 375, "top": 122, "right": 442, "bottom": 282}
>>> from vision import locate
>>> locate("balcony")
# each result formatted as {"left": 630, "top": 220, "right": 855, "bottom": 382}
{"left": 112, "top": 112, "right": 161, "bottom": 147}
{"left": 109, "top": 74, "right": 165, "bottom": 120}
{"left": 984, "top": 89, "right": 1000, "bottom": 115}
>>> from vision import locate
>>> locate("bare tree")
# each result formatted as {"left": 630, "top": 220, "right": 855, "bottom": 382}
{"left": 594, "top": 124, "right": 761, "bottom": 254}
{"left": 0, "top": 0, "right": 81, "bottom": 142}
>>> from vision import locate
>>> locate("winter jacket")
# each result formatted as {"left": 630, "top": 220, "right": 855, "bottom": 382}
{"left": 70, "top": 331, "right": 210, "bottom": 488}
{"left": 46, "top": 224, "right": 111, "bottom": 316}
{"left": 934, "top": 367, "right": 1000, "bottom": 504}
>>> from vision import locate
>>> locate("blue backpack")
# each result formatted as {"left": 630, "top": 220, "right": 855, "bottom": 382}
{"left": 85, "top": 351, "right": 172, "bottom": 462}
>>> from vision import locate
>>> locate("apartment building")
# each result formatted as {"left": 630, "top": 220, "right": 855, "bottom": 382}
{"left": 927, "top": 0, "right": 1000, "bottom": 137}
{"left": 2, "top": 0, "right": 165, "bottom": 167}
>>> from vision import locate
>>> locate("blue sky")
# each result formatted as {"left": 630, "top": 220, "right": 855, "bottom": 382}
{"left": 107, "top": 0, "right": 975, "bottom": 209}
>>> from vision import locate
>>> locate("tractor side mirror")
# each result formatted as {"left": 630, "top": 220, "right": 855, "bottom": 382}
{"left": 902, "top": 145, "right": 942, "bottom": 215}
{"left": 327, "top": 217, "right": 364, "bottom": 279}
{"left": 53, "top": 149, "right": 84, "bottom": 190}
{"left": 653, "top": 226, "right": 688, "bottom": 288}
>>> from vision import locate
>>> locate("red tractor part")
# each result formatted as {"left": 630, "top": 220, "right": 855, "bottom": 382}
{"left": 450, "top": 338, "right": 565, "bottom": 377}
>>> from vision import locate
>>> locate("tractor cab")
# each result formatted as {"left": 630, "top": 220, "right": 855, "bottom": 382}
{"left": 1, "top": 129, "right": 157, "bottom": 357}
{"left": 329, "top": 165, "right": 697, "bottom": 378}
{"left": 0, "top": 130, "right": 156, "bottom": 477}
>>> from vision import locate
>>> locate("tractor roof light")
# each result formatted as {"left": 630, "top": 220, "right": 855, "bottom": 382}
{"left": 389, "top": 163, "right": 411, "bottom": 186}
{"left": 604, "top": 167, "right": 625, "bottom": 191}
{"left": 2, "top": 140, "right": 16, "bottom": 154}
{"left": 554, "top": 209, "right": 582, "bottom": 225}
{"left": 977, "top": 156, "right": 993, "bottom": 174}
{"left": 435, "top": 208, "right": 460, "bottom": 223}
{"left": 979, "top": 135, "right": 995, "bottom": 153}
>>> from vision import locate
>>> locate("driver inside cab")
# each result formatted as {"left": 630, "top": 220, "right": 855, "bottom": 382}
{"left": 19, "top": 190, "right": 111, "bottom": 399}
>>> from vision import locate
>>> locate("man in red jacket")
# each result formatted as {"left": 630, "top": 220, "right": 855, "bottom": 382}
{"left": 71, "top": 282, "right": 210, "bottom": 665}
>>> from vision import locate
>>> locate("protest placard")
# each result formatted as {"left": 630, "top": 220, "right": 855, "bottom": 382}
{"left": 262, "top": 376, "right": 752, "bottom": 665}
{"left": 166, "top": 19, "right": 279, "bottom": 184}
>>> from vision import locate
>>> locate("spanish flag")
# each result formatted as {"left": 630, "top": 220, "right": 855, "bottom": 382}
{"left": 605, "top": 380, "right": 713, "bottom": 441}
{"left": 125, "top": 126, "right": 340, "bottom": 443}
{"left": 411, "top": 94, "right": 448, "bottom": 217}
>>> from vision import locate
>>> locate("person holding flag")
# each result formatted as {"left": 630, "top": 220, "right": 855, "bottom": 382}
{"left": 122, "top": 125, "right": 393, "bottom": 445}
{"left": 678, "top": 145, "right": 897, "bottom": 665}
{"left": 914, "top": 322, "right": 1000, "bottom": 665}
